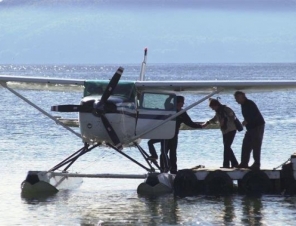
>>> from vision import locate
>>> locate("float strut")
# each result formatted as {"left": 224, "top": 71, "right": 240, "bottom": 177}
{"left": 107, "top": 143, "right": 154, "bottom": 172}
{"left": 48, "top": 143, "right": 100, "bottom": 172}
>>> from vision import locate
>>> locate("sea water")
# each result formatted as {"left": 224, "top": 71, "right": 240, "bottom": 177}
{"left": 1, "top": 63, "right": 296, "bottom": 225}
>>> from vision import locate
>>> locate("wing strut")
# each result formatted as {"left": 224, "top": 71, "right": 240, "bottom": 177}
{"left": 0, "top": 82, "right": 81, "bottom": 138}
{"left": 139, "top": 48, "right": 148, "bottom": 81}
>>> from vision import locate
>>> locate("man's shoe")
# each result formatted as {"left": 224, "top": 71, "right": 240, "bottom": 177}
{"left": 249, "top": 164, "right": 260, "bottom": 171}
{"left": 147, "top": 156, "right": 158, "bottom": 161}
{"left": 235, "top": 164, "right": 248, "bottom": 169}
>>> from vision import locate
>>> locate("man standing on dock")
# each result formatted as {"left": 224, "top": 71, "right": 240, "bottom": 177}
{"left": 234, "top": 91, "right": 265, "bottom": 170}
{"left": 163, "top": 95, "right": 202, "bottom": 174}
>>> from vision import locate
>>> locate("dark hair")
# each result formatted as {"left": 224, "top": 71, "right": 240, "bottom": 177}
{"left": 209, "top": 98, "right": 222, "bottom": 107}
{"left": 176, "top": 96, "right": 184, "bottom": 103}
{"left": 234, "top": 91, "right": 245, "bottom": 97}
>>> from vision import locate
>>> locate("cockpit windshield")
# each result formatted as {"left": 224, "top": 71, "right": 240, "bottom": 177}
{"left": 84, "top": 81, "right": 136, "bottom": 101}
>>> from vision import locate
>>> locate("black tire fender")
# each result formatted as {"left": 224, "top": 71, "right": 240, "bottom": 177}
{"left": 173, "top": 169, "right": 200, "bottom": 198}
{"left": 204, "top": 170, "right": 233, "bottom": 195}
{"left": 241, "top": 170, "right": 271, "bottom": 195}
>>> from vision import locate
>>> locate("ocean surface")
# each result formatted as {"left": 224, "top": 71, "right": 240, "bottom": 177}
{"left": 1, "top": 63, "right": 296, "bottom": 225}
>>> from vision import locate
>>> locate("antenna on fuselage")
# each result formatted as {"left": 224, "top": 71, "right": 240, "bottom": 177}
{"left": 139, "top": 47, "right": 147, "bottom": 81}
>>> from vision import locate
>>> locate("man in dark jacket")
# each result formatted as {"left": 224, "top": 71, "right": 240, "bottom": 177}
{"left": 234, "top": 91, "right": 265, "bottom": 170}
{"left": 160, "top": 95, "right": 202, "bottom": 174}
{"left": 147, "top": 95, "right": 175, "bottom": 161}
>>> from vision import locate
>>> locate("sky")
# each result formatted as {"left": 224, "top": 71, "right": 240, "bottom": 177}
{"left": 0, "top": 0, "right": 296, "bottom": 64}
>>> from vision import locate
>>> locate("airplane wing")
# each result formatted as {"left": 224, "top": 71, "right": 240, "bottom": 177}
{"left": 0, "top": 75, "right": 84, "bottom": 85}
{"left": 2, "top": 75, "right": 296, "bottom": 92}
{"left": 135, "top": 80, "right": 296, "bottom": 92}
{"left": 0, "top": 75, "right": 85, "bottom": 92}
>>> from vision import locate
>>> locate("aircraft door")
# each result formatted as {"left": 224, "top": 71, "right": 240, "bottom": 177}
{"left": 136, "top": 92, "right": 176, "bottom": 139}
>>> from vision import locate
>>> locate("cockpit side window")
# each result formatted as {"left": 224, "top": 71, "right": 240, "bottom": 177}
{"left": 139, "top": 93, "right": 176, "bottom": 111}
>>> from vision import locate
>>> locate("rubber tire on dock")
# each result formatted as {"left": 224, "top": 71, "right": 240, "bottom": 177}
{"left": 241, "top": 170, "right": 272, "bottom": 195}
{"left": 173, "top": 169, "right": 200, "bottom": 198}
{"left": 204, "top": 170, "right": 233, "bottom": 195}
{"left": 284, "top": 181, "right": 296, "bottom": 195}
{"left": 281, "top": 162, "right": 296, "bottom": 195}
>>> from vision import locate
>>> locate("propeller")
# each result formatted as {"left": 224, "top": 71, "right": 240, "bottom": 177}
{"left": 51, "top": 67, "right": 124, "bottom": 150}
{"left": 96, "top": 68, "right": 122, "bottom": 108}
{"left": 101, "top": 114, "right": 122, "bottom": 150}
{"left": 51, "top": 104, "right": 93, "bottom": 113}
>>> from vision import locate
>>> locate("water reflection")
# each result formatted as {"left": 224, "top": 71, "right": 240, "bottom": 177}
{"left": 241, "top": 196, "right": 263, "bottom": 225}
{"left": 138, "top": 194, "right": 180, "bottom": 225}
{"left": 139, "top": 194, "right": 263, "bottom": 225}
{"left": 223, "top": 196, "right": 235, "bottom": 224}
{"left": 174, "top": 195, "right": 265, "bottom": 225}
{"left": 75, "top": 192, "right": 180, "bottom": 225}
{"left": 20, "top": 187, "right": 295, "bottom": 225}
{"left": 21, "top": 192, "right": 58, "bottom": 204}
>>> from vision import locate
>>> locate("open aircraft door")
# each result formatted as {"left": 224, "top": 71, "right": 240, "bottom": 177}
{"left": 136, "top": 92, "right": 176, "bottom": 139}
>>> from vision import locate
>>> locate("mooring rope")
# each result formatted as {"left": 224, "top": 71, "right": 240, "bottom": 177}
{"left": 273, "top": 157, "right": 291, "bottom": 170}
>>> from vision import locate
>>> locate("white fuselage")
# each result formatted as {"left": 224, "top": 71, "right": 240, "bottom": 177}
{"left": 78, "top": 92, "right": 177, "bottom": 146}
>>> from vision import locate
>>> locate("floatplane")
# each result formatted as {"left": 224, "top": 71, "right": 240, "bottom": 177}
{"left": 1, "top": 50, "right": 296, "bottom": 196}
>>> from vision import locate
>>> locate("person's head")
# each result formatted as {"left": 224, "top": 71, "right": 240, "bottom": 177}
{"left": 176, "top": 96, "right": 184, "bottom": 110}
{"left": 234, "top": 91, "right": 246, "bottom": 104}
{"left": 209, "top": 98, "right": 222, "bottom": 111}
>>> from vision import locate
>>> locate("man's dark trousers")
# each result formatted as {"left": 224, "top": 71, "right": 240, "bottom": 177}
{"left": 241, "top": 125, "right": 265, "bottom": 167}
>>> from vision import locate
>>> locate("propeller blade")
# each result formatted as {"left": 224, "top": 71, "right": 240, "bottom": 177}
{"left": 51, "top": 105, "right": 92, "bottom": 112}
{"left": 97, "top": 67, "right": 124, "bottom": 107}
{"left": 101, "top": 114, "right": 123, "bottom": 151}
